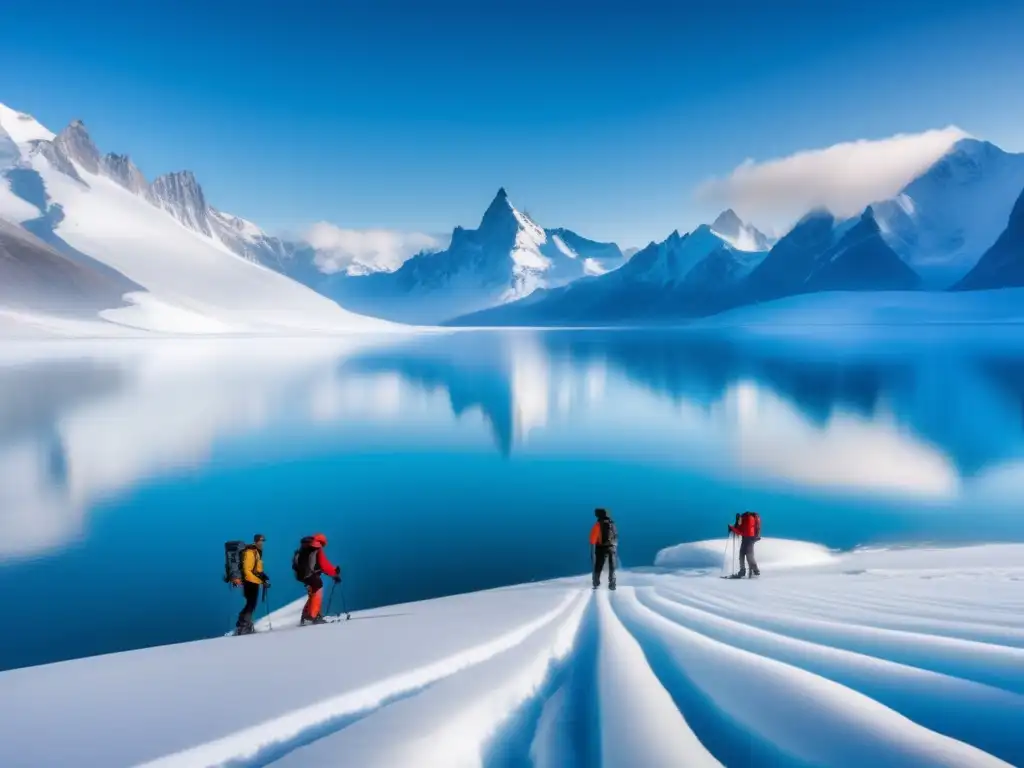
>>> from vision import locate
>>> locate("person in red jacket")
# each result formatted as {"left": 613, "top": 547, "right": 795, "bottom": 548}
{"left": 294, "top": 533, "right": 341, "bottom": 625}
{"left": 728, "top": 511, "right": 761, "bottom": 578}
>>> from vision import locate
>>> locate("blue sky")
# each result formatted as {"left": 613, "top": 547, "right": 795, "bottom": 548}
{"left": 2, "top": 0, "right": 1023, "bottom": 247}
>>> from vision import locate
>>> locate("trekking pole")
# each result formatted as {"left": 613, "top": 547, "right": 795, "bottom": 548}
{"left": 325, "top": 581, "right": 337, "bottom": 618}
{"left": 721, "top": 536, "right": 731, "bottom": 577}
{"left": 340, "top": 581, "right": 351, "bottom": 621}
{"left": 262, "top": 584, "right": 273, "bottom": 631}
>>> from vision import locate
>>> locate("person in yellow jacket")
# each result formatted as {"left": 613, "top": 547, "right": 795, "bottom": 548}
{"left": 236, "top": 534, "right": 270, "bottom": 635}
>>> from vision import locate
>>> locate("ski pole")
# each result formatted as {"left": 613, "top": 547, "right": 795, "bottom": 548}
{"left": 262, "top": 584, "right": 273, "bottom": 631}
{"left": 325, "top": 580, "right": 337, "bottom": 617}
{"left": 340, "top": 581, "right": 351, "bottom": 620}
{"left": 722, "top": 536, "right": 731, "bottom": 577}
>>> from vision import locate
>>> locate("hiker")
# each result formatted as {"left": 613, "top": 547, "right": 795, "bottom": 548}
{"left": 292, "top": 533, "right": 341, "bottom": 625}
{"left": 236, "top": 534, "right": 270, "bottom": 635}
{"left": 728, "top": 511, "right": 761, "bottom": 578}
{"left": 590, "top": 508, "right": 618, "bottom": 590}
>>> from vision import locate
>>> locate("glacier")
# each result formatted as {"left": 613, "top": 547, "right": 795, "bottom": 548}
{"left": 0, "top": 540, "right": 1020, "bottom": 767}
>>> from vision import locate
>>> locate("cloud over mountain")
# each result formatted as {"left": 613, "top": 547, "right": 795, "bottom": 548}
{"left": 695, "top": 127, "right": 970, "bottom": 228}
{"left": 304, "top": 223, "right": 446, "bottom": 275}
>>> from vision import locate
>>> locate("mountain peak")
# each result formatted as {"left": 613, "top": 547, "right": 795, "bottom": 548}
{"left": 147, "top": 170, "right": 211, "bottom": 237}
{"left": 478, "top": 186, "right": 517, "bottom": 234}
{"left": 54, "top": 119, "right": 100, "bottom": 174}
{"left": 102, "top": 152, "right": 147, "bottom": 194}
{"left": 712, "top": 208, "right": 743, "bottom": 233}
{"left": 710, "top": 208, "right": 770, "bottom": 252}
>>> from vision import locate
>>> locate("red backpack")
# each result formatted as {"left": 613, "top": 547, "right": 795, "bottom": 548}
{"left": 741, "top": 511, "right": 762, "bottom": 540}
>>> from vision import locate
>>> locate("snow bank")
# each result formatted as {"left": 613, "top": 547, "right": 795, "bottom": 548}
{"left": 696, "top": 289, "right": 1024, "bottom": 331}
{"left": 1, "top": 542, "right": 1021, "bottom": 766}
{"left": 654, "top": 537, "right": 836, "bottom": 570}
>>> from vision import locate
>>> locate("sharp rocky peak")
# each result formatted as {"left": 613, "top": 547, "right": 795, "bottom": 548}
{"left": 711, "top": 208, "right": 744, "bottom": 235}
{"left": 102, "top": 153, "right": 147, "bottom": 194}
{"left": 477, "top": 186, "right": 519, "bottom": 236}
{"left": 54, "top": 119, "right": 101, "bottom": 174}
{"left": 147, "top": 170, "right": 211, "bottom": 237}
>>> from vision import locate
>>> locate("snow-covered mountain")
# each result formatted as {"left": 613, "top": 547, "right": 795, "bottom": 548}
{"left": 954, "top": 184, "right": 1024, "bottom": 290}
{"left": 0, "top": 102, "right": 393, "bottom": 335}
{"left": 454, "top": 213, "right": 769, "bottom": 325}
{"left": 744, "top": 208, "right": 920, "bottom": 302}
{"left": 710, "top": 208, "right": 772, "bottom": 251}
{"left": 872, "top": 138, "right": 1024, "bottom": 288}
{"left": 329, "top": 188, "right": 626, "bottom": 324}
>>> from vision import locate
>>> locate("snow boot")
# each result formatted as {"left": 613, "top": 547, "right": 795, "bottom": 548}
{"left": 609, "top": 582, "right": 617, "bottom": 591}
{"left": 235, "top": 622, "right": 255, "bottom": 636}
{"left": 728, "top": 572, "right": 746, "bottom": 580}
{"left": 310, "top": 615, "right": 328, "bottom": 625}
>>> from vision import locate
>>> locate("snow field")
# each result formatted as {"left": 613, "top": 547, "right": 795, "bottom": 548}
{"left": 0, "top": 541, "right": 1021, "bottom": 767}
{"left": 654, "top": 537, "right": 836, "bottom": 570}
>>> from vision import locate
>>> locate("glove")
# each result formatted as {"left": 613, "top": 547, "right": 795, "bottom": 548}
{"left": 263, "top": 579, "right": 271, "bottom": 588}
{"left": 333, "top": 574, "right": 342, "bottom": 584}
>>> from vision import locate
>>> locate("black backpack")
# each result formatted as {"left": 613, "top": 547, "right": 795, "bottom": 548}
{"left": 292, "top": 536, "right": 318, "bottom": 581}
{"left": 224, "top": 540, "right": 246, "bottom": 584}
{"left": 600, "top": 518, "right": 618, "bottom": 548}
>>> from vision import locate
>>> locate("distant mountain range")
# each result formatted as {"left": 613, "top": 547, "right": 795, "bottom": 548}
{"left": 450, "top": 138, "right": 1024, "bottom": 326}
{"left": 3, "top": 97, "right": 1024, "bottom": 332}
{"left": 325, "top": 188, "right": 627, "bottom": 324}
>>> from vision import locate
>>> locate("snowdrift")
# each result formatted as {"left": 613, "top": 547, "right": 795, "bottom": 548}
{"left": 0, "top": 542, "right": 1021, "bottom": 767}
{"left": 654, "top": 537, "right": 836, "bottom": 570}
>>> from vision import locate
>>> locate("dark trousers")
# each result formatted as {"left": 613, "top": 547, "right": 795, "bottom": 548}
{"left": 739, "top": 537, "right": 759, "bottom": 575}
{"left": 237, "top": 582, "right": 260, "bottom": 628}
{"left": 593, "top": 545, "right": 617, "bottom": 587}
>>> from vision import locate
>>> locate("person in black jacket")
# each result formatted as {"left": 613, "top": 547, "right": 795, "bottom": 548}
{"left": 589, "top": 508, "right": 618, "bottom": 590}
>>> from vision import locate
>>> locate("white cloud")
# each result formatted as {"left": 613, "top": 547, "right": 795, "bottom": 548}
{"left": 695, "top": 127, "right": 970, "bottom": 229}
{"left": 305, "top": 223, "right": 446, "bottom": 276}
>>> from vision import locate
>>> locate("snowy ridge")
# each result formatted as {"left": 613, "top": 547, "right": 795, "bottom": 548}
{"left": 872, "top": 139, "right": 1024, "bottom": 288}
{"left": 710, "top": 208, "right": 772, "bottom": 252}
{"left": 0, "top": 541, "right": 1020, "bottom": 766}
{"left": 0, "top": 101, "right": 395, "bottom": 335}
{"left": 452, "top": 214, "right": 770, "bottom": 325}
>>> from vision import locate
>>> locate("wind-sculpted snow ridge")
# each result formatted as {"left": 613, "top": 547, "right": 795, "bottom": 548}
{"left": 0, "top": 543, "right": 1021, "bottom": 767}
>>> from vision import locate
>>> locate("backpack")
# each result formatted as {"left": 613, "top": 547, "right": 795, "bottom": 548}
{"left": 224, "top": 540, "right": 246, "bottom": 584}
{"left": 600, "top": 518, "right": 618, "bottom": 548}
{"left": 741, "top": 511, "right": 762, "bottom": 540}
{"left": 292, "top": 536, "right": 319, "bottom": 581}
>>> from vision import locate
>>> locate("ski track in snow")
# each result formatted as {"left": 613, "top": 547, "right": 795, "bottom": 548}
{"left": 0, "top": 543, "right": 1022, "bottom": 767}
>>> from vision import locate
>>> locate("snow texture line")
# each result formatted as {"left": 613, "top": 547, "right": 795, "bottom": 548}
{"left": 594, "top": 590, "right": 722, "bottom": 767}
{"left": 651, "top": 585, "right": 1024, "bottom": 694}
{"left": 136, "top": 590, "right": 586, "bottom": 768}
{"left": 615, "top": 587, "right": 1012, "bottom": 768}
{"left": 643, "top": 587, "right": 1024, "bottom": 765}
